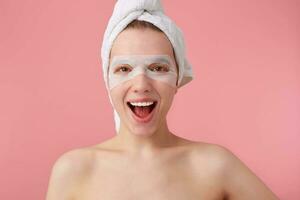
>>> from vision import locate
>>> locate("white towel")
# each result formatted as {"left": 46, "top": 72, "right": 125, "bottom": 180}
{"left": 101, "top": 0, "right": 194, "bottom": 133}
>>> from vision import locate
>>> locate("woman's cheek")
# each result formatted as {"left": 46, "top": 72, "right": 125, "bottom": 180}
{"left": 110, "top": 90, "right": 121, "bottom": 109}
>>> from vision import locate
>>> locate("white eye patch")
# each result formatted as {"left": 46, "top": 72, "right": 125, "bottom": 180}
{"left": 108, "top": 55, "right": 178, "bottom": 90}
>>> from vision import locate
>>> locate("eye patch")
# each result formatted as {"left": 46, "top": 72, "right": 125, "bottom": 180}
{"left": 108, "top": 55, "right": 177, "bottom": 90}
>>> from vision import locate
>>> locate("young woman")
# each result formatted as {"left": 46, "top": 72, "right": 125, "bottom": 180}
{"left": 46, "top": 1, "right": 278, "bottom": 199}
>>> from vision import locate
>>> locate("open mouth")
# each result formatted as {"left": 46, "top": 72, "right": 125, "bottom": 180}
{"left": 126, "top": 101, "right": 157, "bottom": 119}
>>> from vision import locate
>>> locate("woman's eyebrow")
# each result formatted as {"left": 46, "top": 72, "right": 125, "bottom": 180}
{"left": 110, "top": 56, "right": 172, "bottom": 66}
{"left": 110, "top": 58, "right": 131, "bottom": 66}
{"left": 150, "top": 57, "right": 172, "bottom": 64}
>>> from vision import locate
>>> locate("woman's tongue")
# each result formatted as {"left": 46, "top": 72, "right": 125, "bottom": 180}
{"left": 133, "top": 106, "right": 151, "bottom": 118}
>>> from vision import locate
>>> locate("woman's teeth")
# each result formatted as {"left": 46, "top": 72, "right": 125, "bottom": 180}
{"left": 129, "top": 101, "right": 154, "bottom": 106}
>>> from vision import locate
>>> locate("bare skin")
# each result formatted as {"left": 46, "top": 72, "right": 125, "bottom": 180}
{"left": 46, "top": 27, "right": 279, "bottom": 200}
{"left": 46, "top": 136, "right": 278, "bottom": 200}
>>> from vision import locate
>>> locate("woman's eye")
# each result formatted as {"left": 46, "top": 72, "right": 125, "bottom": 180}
{"left": 149, "top": 64, "right": 169, "bottom": 72}
{"left": 114, "top": 65, "right": 132, "bottom": 73}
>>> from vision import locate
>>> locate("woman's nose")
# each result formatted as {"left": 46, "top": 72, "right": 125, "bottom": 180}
{"left": 131, "top": 74, "right": 152, "bottom": 93}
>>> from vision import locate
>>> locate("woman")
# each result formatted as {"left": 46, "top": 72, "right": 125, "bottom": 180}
{"left": 46, "top": 1, "right": 278, "bottom": 199}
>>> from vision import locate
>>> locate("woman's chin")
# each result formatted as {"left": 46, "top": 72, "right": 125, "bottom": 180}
{"left": 130, "top": 126, "right": 157, "bottom": 137}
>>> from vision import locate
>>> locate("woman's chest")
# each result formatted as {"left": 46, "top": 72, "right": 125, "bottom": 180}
{"left": 72, "top": 159, "right": 224, "bottom": 200}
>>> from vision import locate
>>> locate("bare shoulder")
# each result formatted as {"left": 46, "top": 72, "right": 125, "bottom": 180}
{"left": 188, "top": 142, "right": 232, "bottom": 166}
{"left": 188, "top": 142, "right": 234, "bottom": 178}
{"left": 190, "top": 142, "right": 279, "bottom": 200}
{"left": 52, "top": 147, "right": 93, "bottom": 176}
{"left": 46, "top": 147, "right": 94, "bottom": 200}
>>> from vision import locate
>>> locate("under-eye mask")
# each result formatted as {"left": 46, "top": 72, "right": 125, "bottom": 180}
{"left": 108, "top": 55, "right": 177, "bottom": 90}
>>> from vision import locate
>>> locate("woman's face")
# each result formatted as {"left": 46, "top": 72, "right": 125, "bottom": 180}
{"left": 109, "top": 28, "right": 178, "bottom": 136}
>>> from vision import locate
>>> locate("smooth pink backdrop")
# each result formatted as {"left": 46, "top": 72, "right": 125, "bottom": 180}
{"left": 0, "top": 0, "right": 299, "bottom": 199}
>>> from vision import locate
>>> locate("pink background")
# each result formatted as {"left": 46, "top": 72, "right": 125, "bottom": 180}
{"left": 0, "top": 0, "right": 299, "bottom": 199}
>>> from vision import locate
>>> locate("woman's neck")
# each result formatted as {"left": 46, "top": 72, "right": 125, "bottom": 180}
{"left": 112, "top": 121, "right": 179, "bottom": 158}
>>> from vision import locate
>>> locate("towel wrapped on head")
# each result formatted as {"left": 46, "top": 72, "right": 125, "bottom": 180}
{"left": 101, "top": 0, "right": 194, "bottom": 133}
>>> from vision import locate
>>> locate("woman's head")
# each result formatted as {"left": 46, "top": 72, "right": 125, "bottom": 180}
{"left": 101, "top": 0, "right": 193, "bottom": 135}
{"left": 108, "top": 20, "right": 178, "bottom": 136}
